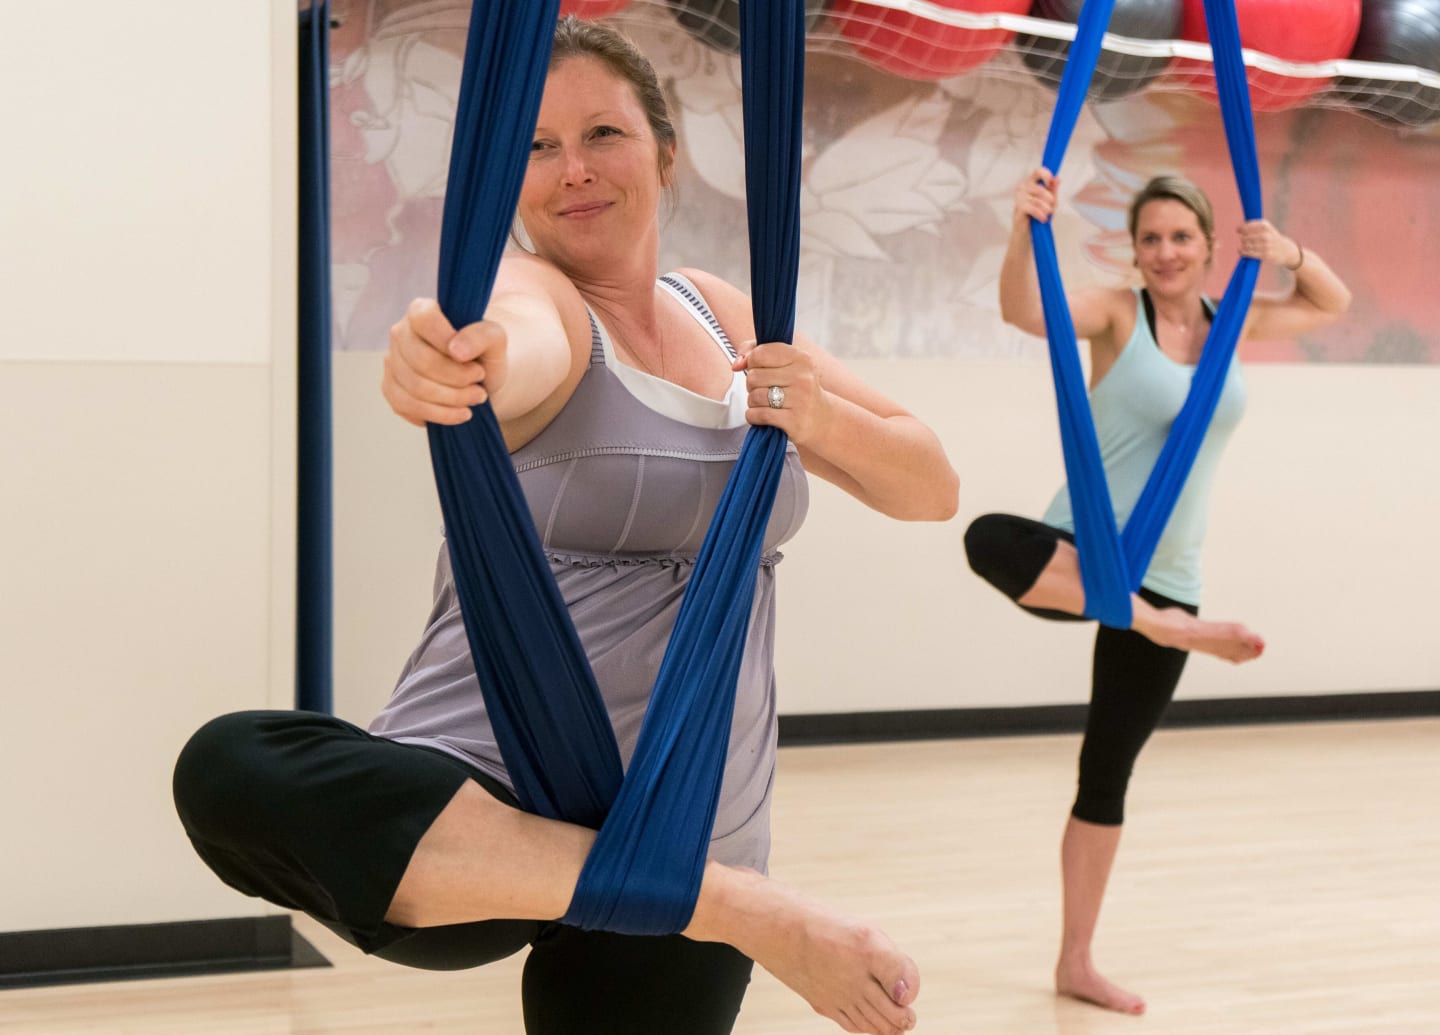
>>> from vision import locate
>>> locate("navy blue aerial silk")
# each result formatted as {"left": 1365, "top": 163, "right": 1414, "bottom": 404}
{"left": 564, "top": 0, "right": 806, "bottom": 935}
{"left": 427, "top": 0, "right": 805, "bottom": 936}
{"left": 297, "top": 0, "right": 333, "bottom": 713}
{"left": 1032, "top": 0, "right": 1261, "bottom": 628}
{"left": 430, "top": 0, "right": 619, "bottom": 836}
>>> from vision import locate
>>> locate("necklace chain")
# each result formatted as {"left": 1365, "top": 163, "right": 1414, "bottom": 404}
{"left": 625, "top": 299, "right": 667, "bottom": 378}
{"left": 626, "top": 335, "right": 665, "bottom": 378}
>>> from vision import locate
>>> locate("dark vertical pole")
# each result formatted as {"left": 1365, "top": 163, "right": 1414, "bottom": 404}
{"left": 296, "top": 0, "right": 333, "bottom": 713}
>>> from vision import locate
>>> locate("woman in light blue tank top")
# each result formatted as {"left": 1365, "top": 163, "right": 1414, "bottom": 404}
{"left": 967, "top": 170, "right": 1351, "bottom": 1015}
{"left": 175, "top": 17, "right": 955, "bottom": 1035}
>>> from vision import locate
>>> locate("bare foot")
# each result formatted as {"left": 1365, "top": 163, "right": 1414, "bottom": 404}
{"left": 1136, "top": 607, "right": 1265, "bottom": 664}
{"left": 1056, "top": 954, "right": 1145, "bottom": 1015}
{"left": 687, "top": 865, "right": 919, "bottom": 1034}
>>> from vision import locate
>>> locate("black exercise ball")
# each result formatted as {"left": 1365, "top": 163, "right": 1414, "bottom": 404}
{"left": 1336, "top": 0, "right": 1440, "bottom": 127}
{"left": 667, "top": 0, "right": 832, "bottom": 54}
{"left": 1019, "top": 0, "right": 1183, "bottom": 102}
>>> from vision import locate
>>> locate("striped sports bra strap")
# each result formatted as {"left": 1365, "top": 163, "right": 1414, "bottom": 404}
{"left": 586, "top": 309, "right": 605, "bottom": 365}
{"left": 659, "top": 273, "right": 739, "bottom": 362}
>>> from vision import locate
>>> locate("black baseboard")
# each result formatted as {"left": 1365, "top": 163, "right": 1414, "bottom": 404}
{"left": 778, "top": 689, "right": 1440, "bottom": 746}
{"left": 0, "top": 915, "right": 330, "bottom": 990}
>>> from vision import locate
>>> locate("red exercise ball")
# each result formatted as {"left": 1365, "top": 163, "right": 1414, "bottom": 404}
{"left": 832, "top": 0, "right": 1031, "bottom": 81}
{"left": 1178, "top": 0, "right": 1360, "bottom": 111}
{"left": 560, "top": 0, "right": 633, "bottom": 18}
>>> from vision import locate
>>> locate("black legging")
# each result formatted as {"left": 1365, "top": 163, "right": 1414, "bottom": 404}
{"left": 964, "top": 513, "right": 1197, "bottom": 826}
{"left": 173, "top": 711, "right": 752, "bottom": 1034}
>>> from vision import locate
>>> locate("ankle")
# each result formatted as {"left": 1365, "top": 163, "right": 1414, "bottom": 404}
{"left": 685, "top": 863, "right": 767, "bottom": 947}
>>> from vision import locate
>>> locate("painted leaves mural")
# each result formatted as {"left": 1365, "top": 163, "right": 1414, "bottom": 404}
{"left": 327, "top": 1, "right": 1440, "bottom": 364}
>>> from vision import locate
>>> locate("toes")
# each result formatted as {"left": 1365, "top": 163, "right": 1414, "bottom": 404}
{"left": 862, "top": 975, "right": 917, "bottom": 1033}
{"left": 861, "top": 934, "right": 919, "bottom": 1028}
{"left": 854, "top": 997, "right": 910, "bottom": 1035}
{"left": 864, "top": 933, "right": 915, "bottom": 998}
{"left": 890, "top": 958, "right": 920, "bottom": 1005}
{"left": 1058, "top": 966, "right": 1147, "bottom": 1016}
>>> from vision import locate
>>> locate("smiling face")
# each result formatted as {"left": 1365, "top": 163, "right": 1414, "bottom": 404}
{"left": 518, "top": 56, "right": 674, "bottom": 277}
{"left": 1132, "top": 198, "right": 1213, "bottom": 299}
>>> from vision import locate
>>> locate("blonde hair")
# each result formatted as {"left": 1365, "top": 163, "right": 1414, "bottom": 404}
{"left": 550, "top": 15, "right": 676, "bottom": 182}
{"left": 1127, "top": 175, "right": 1215, "bottom": 252}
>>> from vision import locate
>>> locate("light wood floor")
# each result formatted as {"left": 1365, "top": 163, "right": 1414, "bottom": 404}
{"left": 4, "top": 718, "right": 1437, "bottom": 1034}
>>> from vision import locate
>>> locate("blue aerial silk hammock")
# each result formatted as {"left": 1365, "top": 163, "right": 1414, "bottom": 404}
{"left": 427, "top": 0, "right": 805, "bottom": 936}
{"left": 1032, "top": 0, "right": 1262, "bottom": 628}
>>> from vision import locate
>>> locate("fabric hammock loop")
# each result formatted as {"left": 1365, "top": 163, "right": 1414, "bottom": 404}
{"left": 562, "top": 0, "right": 807, "bottom": 935}
{"left": 1030, "top": 0, "right": 1261, "bottom": 627}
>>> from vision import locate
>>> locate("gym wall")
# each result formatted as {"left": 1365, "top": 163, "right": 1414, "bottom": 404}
{"left": 1, "top": 1, "right": 296, "bottom": 932}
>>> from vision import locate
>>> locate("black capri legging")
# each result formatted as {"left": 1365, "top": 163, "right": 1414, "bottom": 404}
{"left": 173, "top": 711, "right": 752, "bottom": 1034}
{"left": 964, "top": 513, "right": 1197, "bottom": 826}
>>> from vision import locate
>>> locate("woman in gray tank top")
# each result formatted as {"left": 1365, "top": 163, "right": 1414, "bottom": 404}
{"left": 964, "top": 169, "right": 1350, "bottom": 1016}
{"left": 175, "top": 16, "right": 955, "bottom": 1035}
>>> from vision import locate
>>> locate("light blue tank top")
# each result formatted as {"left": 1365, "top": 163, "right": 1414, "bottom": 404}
{"left": 1042, "top": 289, "right": 1245, "bottom": 605}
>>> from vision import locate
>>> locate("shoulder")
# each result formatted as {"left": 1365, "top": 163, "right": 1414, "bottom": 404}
{"left": 496, "top": 251, "right": 593, "bottom": 345}
{"left": 497, "top": 251, "right": 583, "bottom": 307}
{"left": 673, "top": 266, "right": 740, "bottom": 300}
{"left": 1071, "top": 285, "right": 1135, "bottom": 345}
{"left": 1084, "top": 285, "right": 1137, "bottom": 317}
{"left": 672, "top": 267, "right": 757, "bottom": 341}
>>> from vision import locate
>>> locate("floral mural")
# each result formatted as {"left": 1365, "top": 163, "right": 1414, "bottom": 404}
{"left": 326, "top": 0, "right": 1440, "bottom": 364}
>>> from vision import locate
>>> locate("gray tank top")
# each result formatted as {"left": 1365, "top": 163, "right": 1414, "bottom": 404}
{"left": 369, "top": 274, "right": 809, "bottom": 873}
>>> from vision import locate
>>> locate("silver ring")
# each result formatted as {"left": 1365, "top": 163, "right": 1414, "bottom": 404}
{"left": 767, "top": 385, "right": 786, "bottom": 409}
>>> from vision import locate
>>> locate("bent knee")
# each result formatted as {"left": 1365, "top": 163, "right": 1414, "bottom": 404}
{"left": 172, "top": 710, "right": 301, "bottom": 844}
{"left": 963, "top": 513, "right": 1012, "bottom": 578}
{"left": 964, "top": 512, "right": 1053, "bottom": 600}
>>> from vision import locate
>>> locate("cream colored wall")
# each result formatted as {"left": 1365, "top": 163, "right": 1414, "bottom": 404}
{"left": 333, "top": 354, "right": 1440, "bottom": 725}
{"left": 0, "top": 2, "right": 295, "bottom": 930}
{"left": 774, "top": 361, "right": 1440, "bottom": 712}
{"left": 332, "top": 353, "right": 446, "bottom": 721}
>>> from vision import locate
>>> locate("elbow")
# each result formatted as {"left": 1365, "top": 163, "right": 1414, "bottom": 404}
{"left": 937, "top": 470, "right": 960, "bottom": 521}
{"left": 999, "top": 303, "right": 1044, "bottom": 338}
{"left": 903, "top": 469, "right": 960, "bottom": 523}
{"left": 1316, "top": 288, "right": 1353, "bottom": 323}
